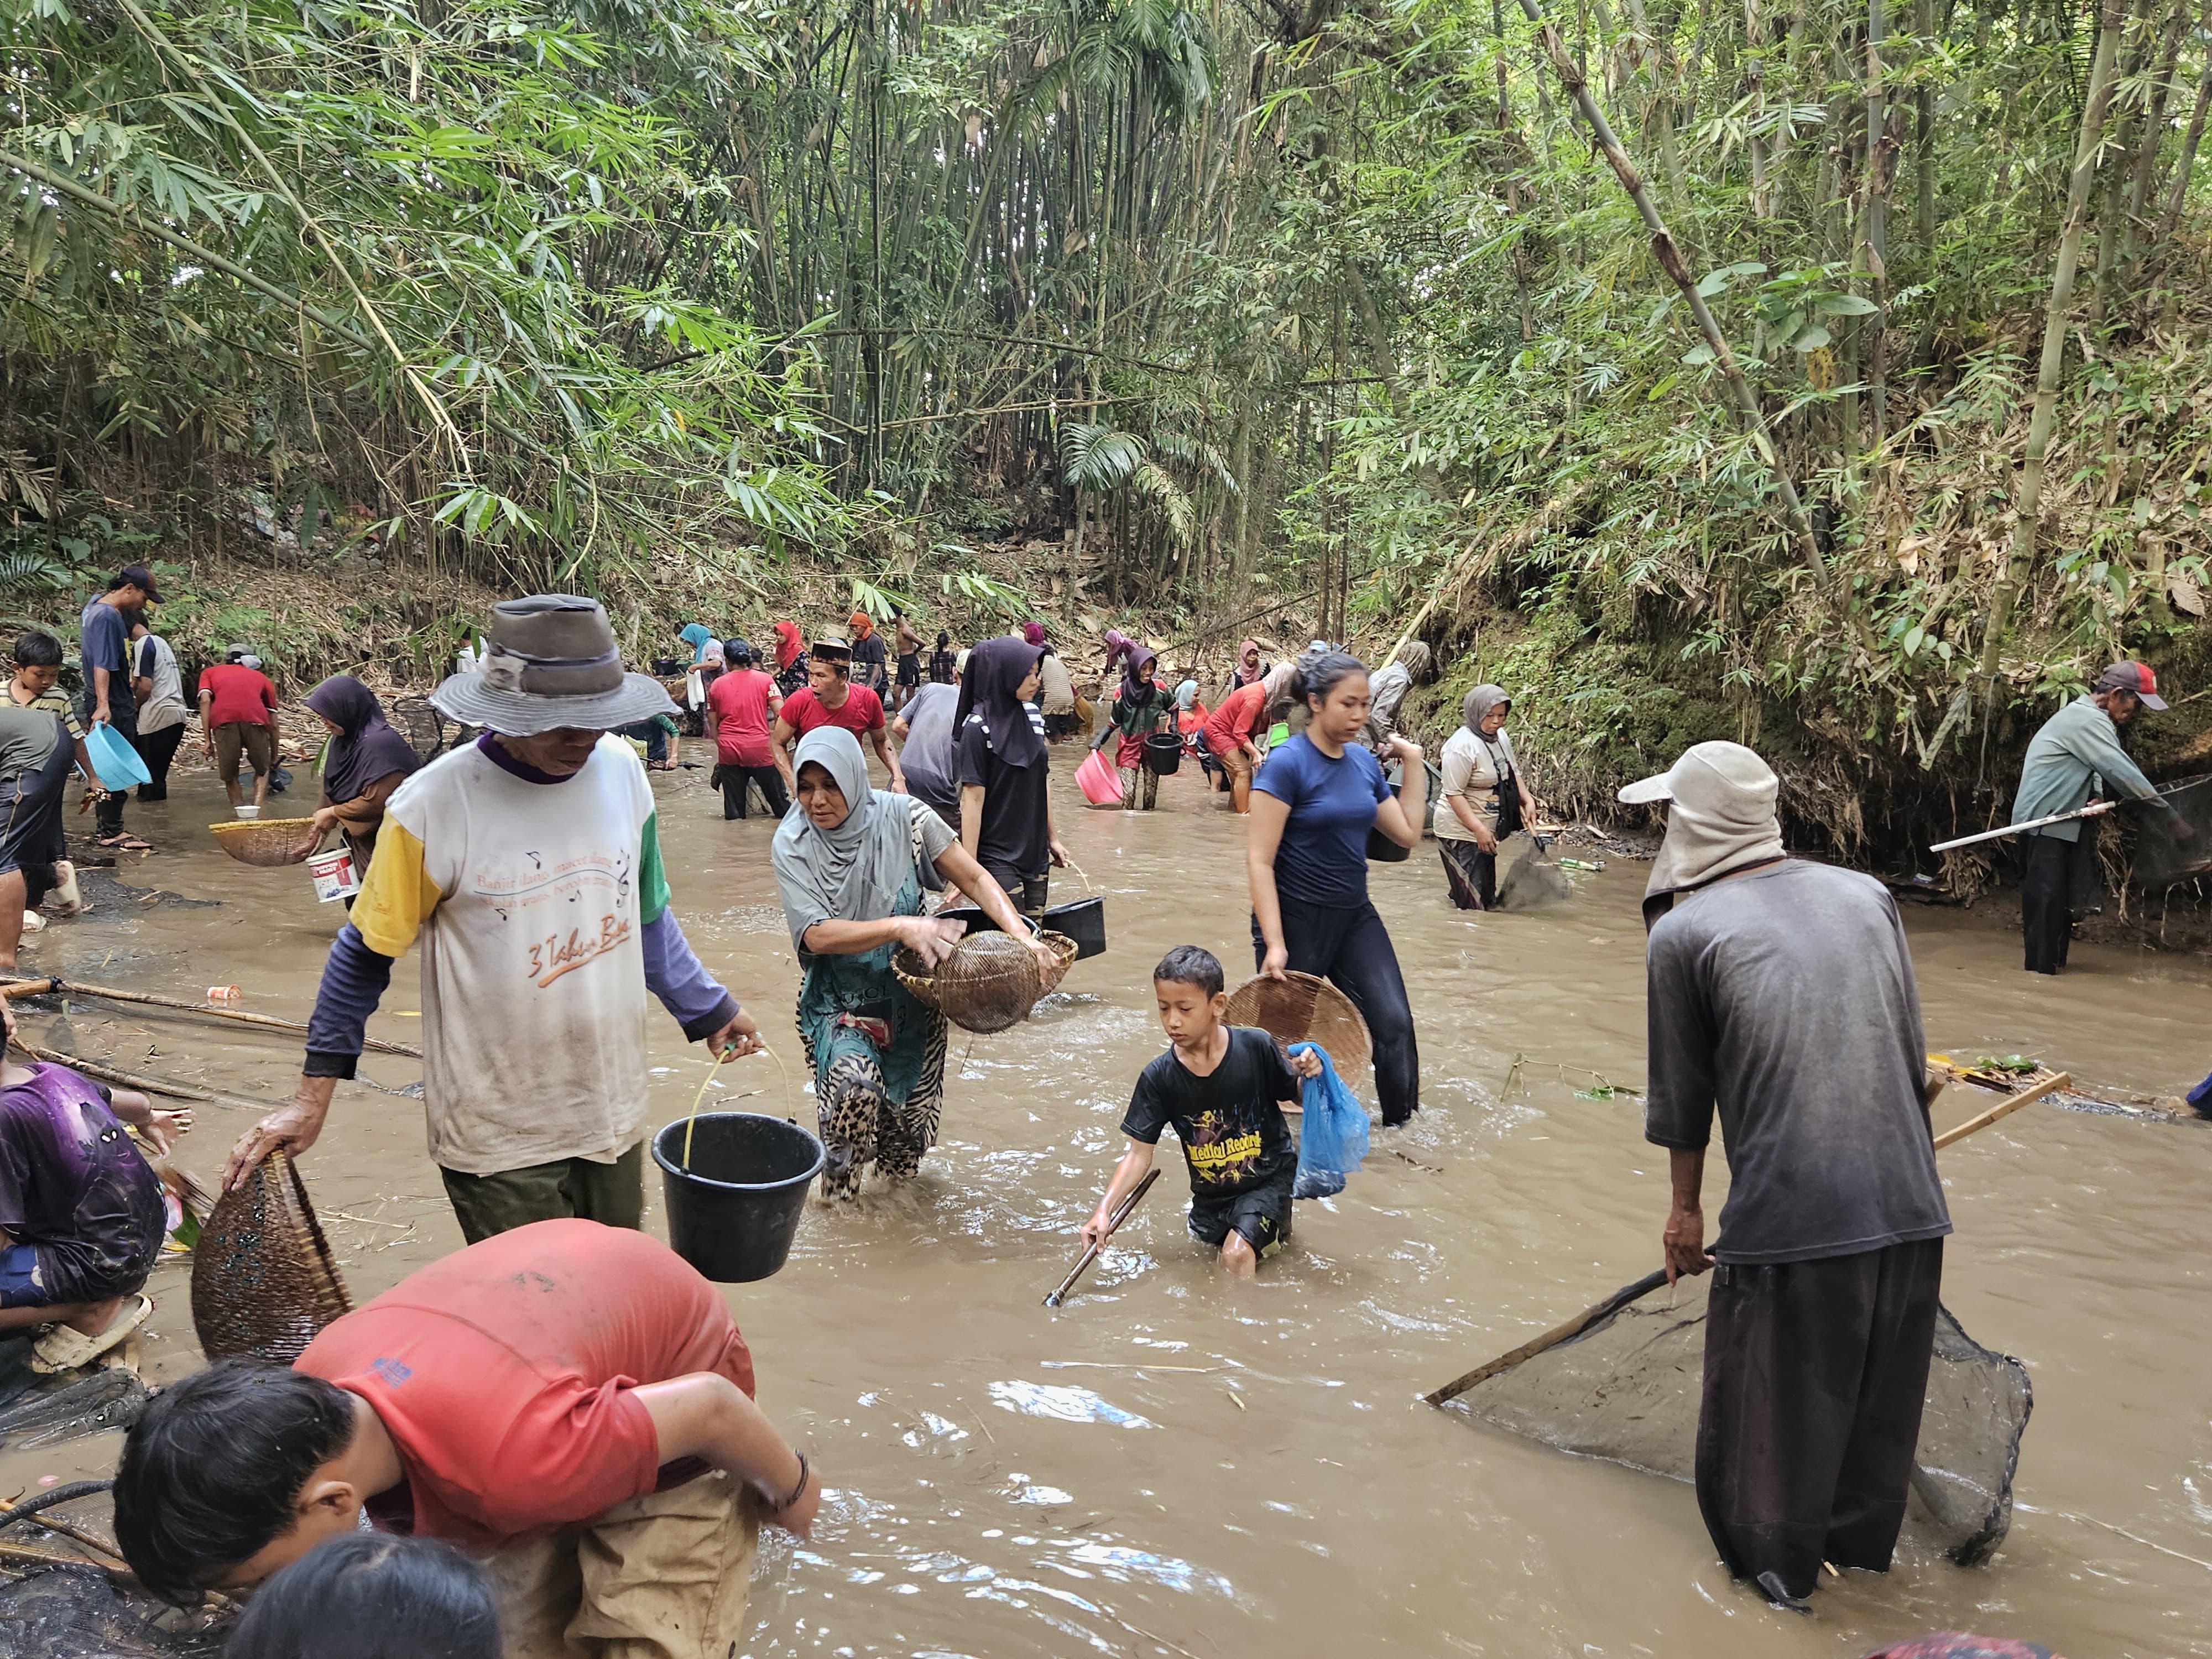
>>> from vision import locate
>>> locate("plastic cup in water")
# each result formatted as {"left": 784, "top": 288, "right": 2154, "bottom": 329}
{"left": 234, "top": 805, "right": 259, "bottom": 820}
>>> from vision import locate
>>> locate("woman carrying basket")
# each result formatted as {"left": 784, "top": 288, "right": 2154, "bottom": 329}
{"left": 293, "top": 676, "right": 421, "bottom": 870}
{"left": 772, "top": 728, "right": 1055, "bottom": 1199}
{"left": 1093, "top": 646, "right": 1175, "bottom": 811}
{"left": 1246, "top": 651, "right": 1427, "bottom": 1128}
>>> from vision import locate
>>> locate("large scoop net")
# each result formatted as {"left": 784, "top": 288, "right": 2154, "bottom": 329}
{"left": 2128, "top": 773, "right": 2212, "bottom": 889}
{"left": 1443, "top": 1275, "right": 2031, "bottom": 1566}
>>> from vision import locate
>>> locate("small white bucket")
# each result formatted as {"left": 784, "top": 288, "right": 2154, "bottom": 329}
{"left": 234, "top": 804, "right": 260, "bottom": 820}
{"left": 307, "top": 846, "right": 359, "bottom": 904}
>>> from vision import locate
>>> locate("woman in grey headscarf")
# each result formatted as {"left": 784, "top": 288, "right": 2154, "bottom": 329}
{"left": 772, "top": 728, "right": 1054, "bottom": 1198}
{"left": 1433, "top": 684, "right": 1538, "bottom": 909}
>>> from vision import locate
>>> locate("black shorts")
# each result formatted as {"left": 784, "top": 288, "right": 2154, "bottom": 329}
{"left": 1187, "top": 1172, "right": 1293, "bottom": 1256}
{"left": 896, "top": 653, "right": 921, "bottom": 687}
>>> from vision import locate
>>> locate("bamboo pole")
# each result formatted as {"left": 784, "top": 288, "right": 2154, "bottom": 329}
{"left": 2151, "top": 2, "right": 2212, "bottom": 251}
{"left": 6, "top": 1036, "right": 281, "bottom": 1112}
{"left": 1512, "top": 0, "right": 1827, "bottom": 572}
{"left": 1975, "top": 0, "right": 2128, "bottom": 711}
{"left": 1, "top": 977, "right": 421, "bottom": 1060}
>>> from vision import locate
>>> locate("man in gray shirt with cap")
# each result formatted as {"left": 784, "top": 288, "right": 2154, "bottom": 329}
{"left": 1623, "top": 740, "right": 1952, "bottom": 1611}
{"left": 2008, "top": 659, "right": 2188, "bottom": 974}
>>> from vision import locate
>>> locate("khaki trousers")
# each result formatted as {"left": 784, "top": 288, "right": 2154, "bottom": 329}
{"left": 488, "top": 1472, "right": 758, "bottom": 1659}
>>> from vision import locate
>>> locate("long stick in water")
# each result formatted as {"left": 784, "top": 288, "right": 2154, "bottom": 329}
{"left": 0, "top": 975, "right": 422, "bottom": 1058}
{"left": 1045, "top": 1167, "right": 1160, "bottom": 1307}
{"left": 1425, "top": 1071, "right": 2072, "bottom": 1406}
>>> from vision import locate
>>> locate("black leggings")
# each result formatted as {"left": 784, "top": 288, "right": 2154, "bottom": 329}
{"left": 719, "top": 765, "right": 789, "bottom": 820}
{"left": 1253, "top": 895, "right": 1420, "bottom": 1126}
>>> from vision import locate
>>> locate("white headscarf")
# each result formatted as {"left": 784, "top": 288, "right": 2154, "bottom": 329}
{"left": 771, "top": 728, "right": 931, "bottom": 956}
{"left": 1627, "top": 741, "right": 1787, "bottom": 916}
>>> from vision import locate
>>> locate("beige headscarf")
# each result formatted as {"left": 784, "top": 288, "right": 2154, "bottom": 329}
{"left": 1618, "top": 741, "right": 1786, "bottom": 923}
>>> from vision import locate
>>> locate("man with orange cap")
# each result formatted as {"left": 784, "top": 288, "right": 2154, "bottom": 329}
{"left": 848, "top": 611, "right": 889, "bottom": 697}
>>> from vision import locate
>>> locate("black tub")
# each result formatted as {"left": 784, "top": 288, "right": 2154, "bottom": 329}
{"left": 653, "top": 1113, "right": 823, "bottom": 1282}
{"left": 941, "top": 896, "right": 1107, "bottom": 961}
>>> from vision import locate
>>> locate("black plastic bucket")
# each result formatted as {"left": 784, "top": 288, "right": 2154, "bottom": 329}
{"left": 653, "top": 1113, "right": 823, "bottom": 1282}
{"left": 940, "top": 895, "right": 1107, "bottom": 961}
{"left": 1142, "top": 732, "right": 1184, "bottom": 775}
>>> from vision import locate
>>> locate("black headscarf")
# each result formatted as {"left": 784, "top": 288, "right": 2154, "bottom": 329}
{"left": 954, "top": 636, "right": 1048, "bottom": 766}
{"left": 307, "top": 676, "right": 421, "bottom": 804}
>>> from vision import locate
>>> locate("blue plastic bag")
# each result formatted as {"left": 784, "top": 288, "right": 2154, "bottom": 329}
{"left": 2189, "top": 1070, "right": 2212, "bottom": 1116}
{"left": 1289, "top": 1041, "right": 1369, "bottom": 1199}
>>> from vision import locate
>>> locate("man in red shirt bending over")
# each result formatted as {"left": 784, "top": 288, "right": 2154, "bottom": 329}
{"left": 196, "top": 643, "right": 280, "bottom": 813}
{"left": 112, "top": 1221, "right": 820, "bottom": 1656}
{"left": 705, "top": 638, "right": 791, "bottom": 820}
{"left": 773, "top": 631, "right": 904, "bottom": 792}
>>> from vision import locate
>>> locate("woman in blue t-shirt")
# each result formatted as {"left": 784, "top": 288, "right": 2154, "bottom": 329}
{"left": 1246, "top": 652, "right": 1427, "bottom": 1126}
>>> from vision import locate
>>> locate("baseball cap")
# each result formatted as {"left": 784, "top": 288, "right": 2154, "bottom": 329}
{"left": 2095, "top": 660, "right": 2167, "bottom": 711}
{"left": 1618, "top": 740, "right": 1779, "bottom": 813}
{"left": 113, "top": 564, "right": 162, "bottom": 603}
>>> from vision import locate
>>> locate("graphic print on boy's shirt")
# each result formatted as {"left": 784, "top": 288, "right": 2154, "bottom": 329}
{"left": 1120, "top": 1027, "right": 1299, "bottom": 1200}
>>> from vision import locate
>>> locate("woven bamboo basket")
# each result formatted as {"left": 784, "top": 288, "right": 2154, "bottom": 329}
{"left": 1225, "top": 971, "right": 1373, "bottom": 1085}
{"left": 208, "top": 817, "right": 321, "bottom": 868}
{"left": 191, "top": 1150, "right": 353, "bottom": 1363}
{"left": 894, "top": 930, "right": 1077, "bottom": 1034}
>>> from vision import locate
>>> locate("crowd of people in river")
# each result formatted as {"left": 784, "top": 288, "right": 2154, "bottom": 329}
{"left": 0, "top": 570, "right": 2187, "bottom": 1655}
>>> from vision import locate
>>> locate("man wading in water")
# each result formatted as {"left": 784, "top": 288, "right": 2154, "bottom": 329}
{"left": 1624, "top": 741, "right": 1952, "bottom": 1613}
{"left": 226, "top": 596, "right": 760, "bottom": 1240}
{"left": 2008, "top": 660, "right": 2190, "bottom": 975}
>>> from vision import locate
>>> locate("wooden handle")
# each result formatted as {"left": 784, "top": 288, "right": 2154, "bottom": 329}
{"left": 1932, "top": 1072, "right": 2069, "bottom": 1149}
{"left": 1045, "top": 1167, "right": 1160, "bottom": 1307}
{"left": 1425, "top": 1269, "right": 1671, "bottom": 1406}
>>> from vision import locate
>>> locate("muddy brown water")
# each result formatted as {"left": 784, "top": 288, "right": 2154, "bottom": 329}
{"left": 4, "top": 757, "right": 2210, "bottom": 1658}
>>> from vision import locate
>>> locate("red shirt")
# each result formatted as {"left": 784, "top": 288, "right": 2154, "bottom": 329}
{"left": 780, "top": 684, "right": 884, "bottom": 740}
{"left": 295, "top": 1220, "right": 754, "bottom": 1551}
{"left": 707, "top": 668, "right": 776, "bottom": 766}
{"left": 1204, "top": 681, "right": 1266, "bottom": 758}
{"left": 197, "top": 664, "right": 278, "bottom": 728}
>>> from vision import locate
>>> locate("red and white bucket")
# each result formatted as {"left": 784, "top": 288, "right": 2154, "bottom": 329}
{"left": 307, "top": 846, "right": 360, "bottom": 904}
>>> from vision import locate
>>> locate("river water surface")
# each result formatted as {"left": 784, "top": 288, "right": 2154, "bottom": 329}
{"left": 6, "top": 755, "right": 2209, "bottom": 1659}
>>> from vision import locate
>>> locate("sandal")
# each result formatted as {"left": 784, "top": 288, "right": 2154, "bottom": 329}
{"left": 93, "top": 833, "right": 153, "bottom": 852}
{"left": 30, "top": 1292, "right": 153, "bottom": 1374}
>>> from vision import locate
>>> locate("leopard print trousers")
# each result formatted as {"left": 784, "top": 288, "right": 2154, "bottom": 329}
{"left": 805, "top": 1008, "right": 950, "bottom": 1200}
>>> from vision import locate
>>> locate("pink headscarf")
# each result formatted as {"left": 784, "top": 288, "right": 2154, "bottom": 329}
{"left": 1022, "top": 621, "right": 1046, "bottom": 647}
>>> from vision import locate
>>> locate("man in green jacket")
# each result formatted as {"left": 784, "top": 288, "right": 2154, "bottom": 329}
{"left": 2008, "top": 661, "right": 2189, "bottom": 974}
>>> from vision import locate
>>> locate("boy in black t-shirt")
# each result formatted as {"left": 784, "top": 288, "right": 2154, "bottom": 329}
{"left": 1084, "top": 946, "right": 1321, "bottom": 1278}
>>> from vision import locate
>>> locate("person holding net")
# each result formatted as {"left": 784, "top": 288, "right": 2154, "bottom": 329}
{"left": 1624, "top": 740, "right": 1953, "bottom": 1613}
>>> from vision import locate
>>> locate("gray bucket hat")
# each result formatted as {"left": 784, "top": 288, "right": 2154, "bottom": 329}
{"left": 430, "top": 595, "right": 677, "bottom": 736}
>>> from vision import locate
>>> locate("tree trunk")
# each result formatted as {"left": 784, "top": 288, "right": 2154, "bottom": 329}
{"left": 1514, "top": 0, "right": 1827, "bottom": 571}
{"left": 1914, "top": 0, "right": 1937, "bottom": 255}
{"left": 2122, "top": 0, "right": 2192, "bottom": 262}
{"left": 2152, "top": 35, "right": 2211, "bottom": 249}
{"left": 1863, "top": 0, "right": 1890, "bottom": 451}
{"left": 1977, "top": 0, "right": 2130, "bottom": 705}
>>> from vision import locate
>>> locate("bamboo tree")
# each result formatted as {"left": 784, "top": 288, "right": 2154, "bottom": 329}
{"left": 1976, "top": 0, "right": 2130, "bottom": 706}
{"left": 1513, "top": 0, "right": 1827, "bottom": 570}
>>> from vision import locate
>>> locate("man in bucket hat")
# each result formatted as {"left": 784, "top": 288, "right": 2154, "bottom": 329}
{"left": 227, "top": 596, "right": 761, "bottom": 1241}
{"left": 2008, "top": 660, "right": 2190, "bottom": 974}
{"left": 1623, "top": 742, "right": 1951, "bottom": 1611}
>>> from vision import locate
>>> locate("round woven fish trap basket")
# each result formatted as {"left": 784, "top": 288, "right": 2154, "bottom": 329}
{"left": 208, "top": 818, "right": 320, "bottom": 867}
{"left": 191, "top": 1150, "right": 353, "bottom": 1363}
{"left": 894, "top": 930, "right": 1077, "bottom": 1034}
{"left": 1224, "top": 971, "right": 1373, "bottom": 1086}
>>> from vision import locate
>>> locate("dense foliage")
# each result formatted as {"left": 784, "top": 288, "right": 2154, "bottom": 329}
{"left": 4, "top": 0, "right": 2208, "bottom": 836}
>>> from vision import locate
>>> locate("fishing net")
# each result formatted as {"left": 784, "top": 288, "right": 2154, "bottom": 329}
{"left": 2127, "top": 773, "right": 2212, "bottom": 890}
{"left": 1496, "top": 835, "right": 1574, "bottom": 911}
{"left": 191, "top": 1151, "right": 352, "bottom": 1363}
{"left": 389, "top": 696, "right": 452, "bottom": 763}
{"left": 1443, "top": 1275, "right": 2031, "bottom": 1566}
{"left": 0, "top": 1566, "right": 226, "bottom": 1658}
{"left": 1224, "top": 972, "right": 1372, "bottom": 1087}
{"left": 894, "top": 931, "right": 1076, "bottom": 1034}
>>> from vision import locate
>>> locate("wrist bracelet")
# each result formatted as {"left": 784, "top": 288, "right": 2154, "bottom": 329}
{"left": 769, "top": 1452, "right": 809, "bottom": 1511}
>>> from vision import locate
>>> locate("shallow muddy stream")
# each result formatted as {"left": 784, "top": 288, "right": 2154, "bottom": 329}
{"left": 6, "top": 753, "right": 2210, "bottom": 1659}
